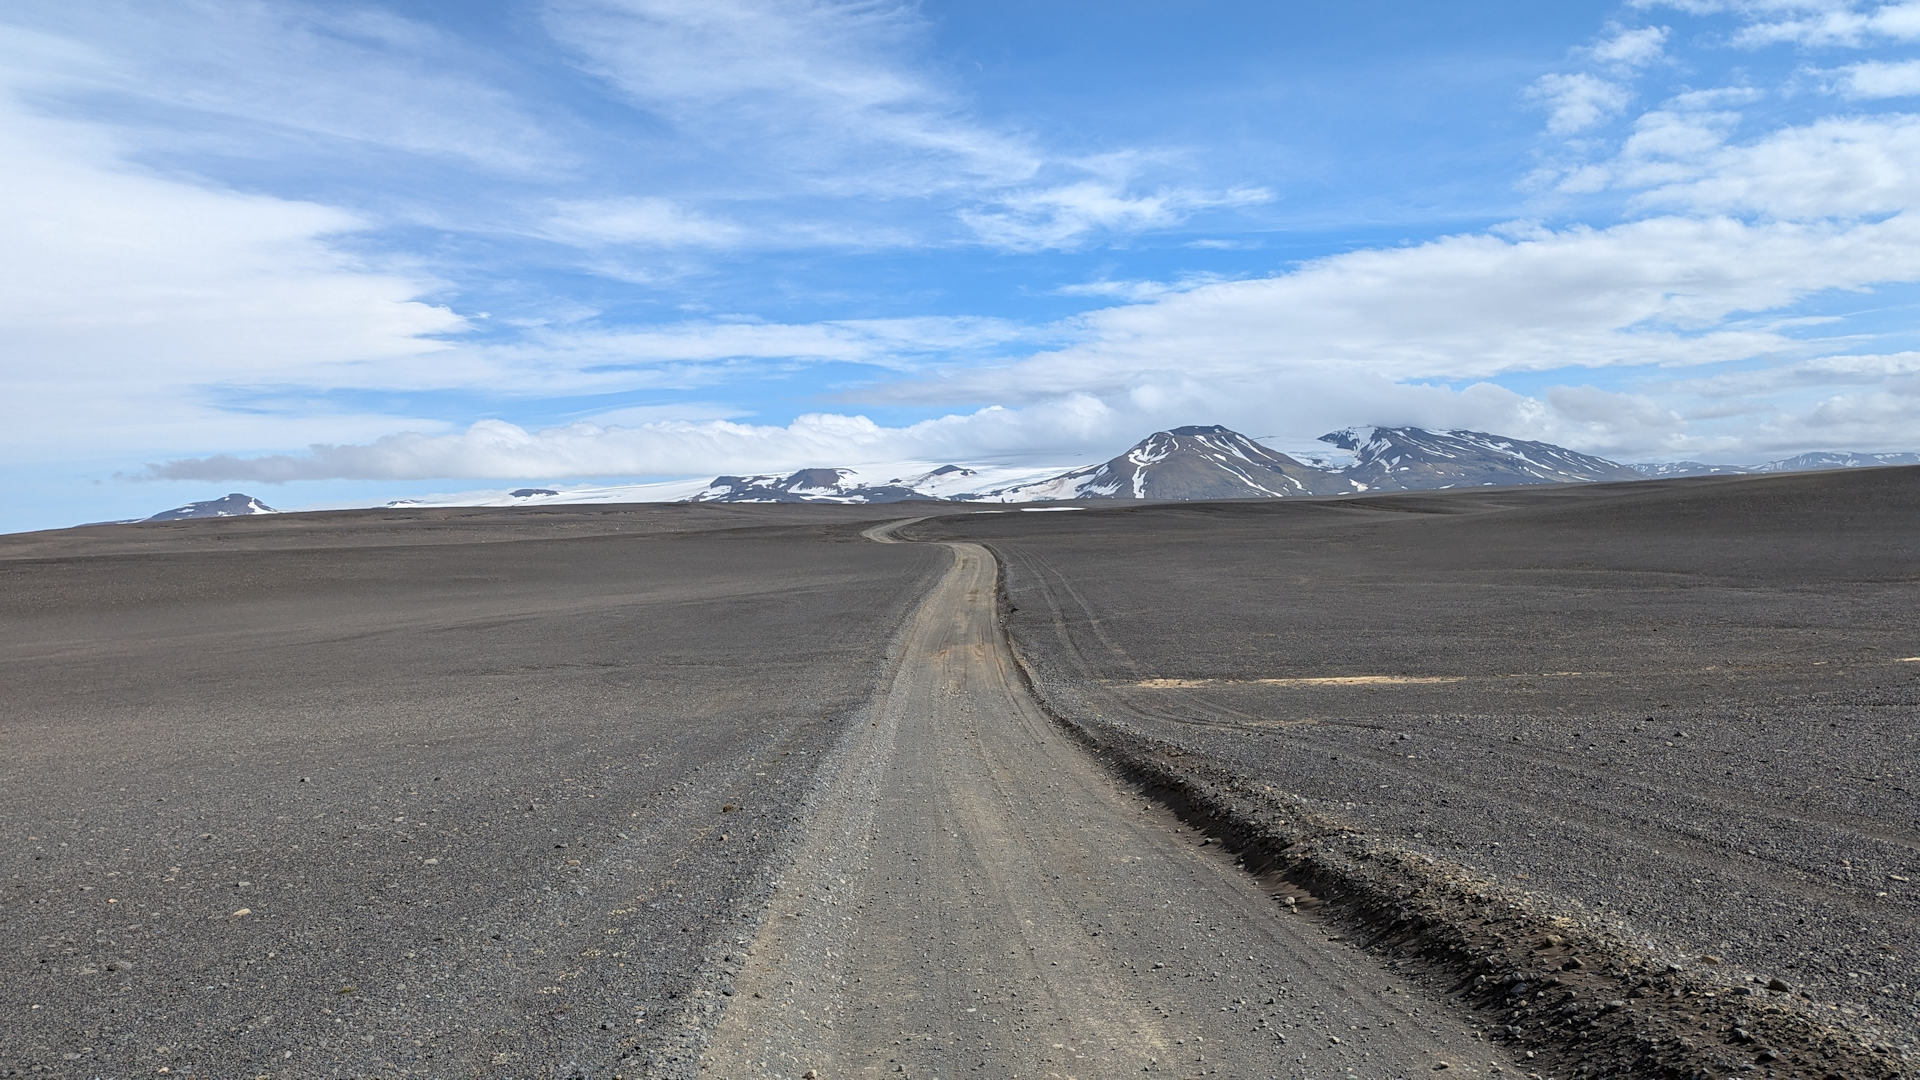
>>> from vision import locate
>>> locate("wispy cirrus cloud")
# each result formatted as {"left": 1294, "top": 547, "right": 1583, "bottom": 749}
{"left": 541, "top": 0, "right": 1040, "bottom": 194}
{"left": 538, "top": 0, "right": 1269, "bottom": 251}
{"left": 961, "top": 181, "right": 1273, "bottom": 252}
{"left": 539, "top": 197, "right": 748, "bottom": 248}
{"left": 1630, "top": 0, "right": 1920, "bottom": 48}
{"left": 1, "top": 0, "right": 567, "bottom": 173}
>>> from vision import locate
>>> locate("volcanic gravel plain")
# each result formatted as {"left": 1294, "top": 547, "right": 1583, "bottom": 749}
{"left": 1, "top": 471, "right": 1915, "bottom": 1080}
{"left": 0, "top": 505, "right": 942, "bottom": 1078}
{"left": 920, "top": 468, "right": 1920, "bottom": 1078}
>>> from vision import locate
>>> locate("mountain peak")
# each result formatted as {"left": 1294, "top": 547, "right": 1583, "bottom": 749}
{"left": 983, "top": 424, "right": 1337, "bottom": 502}
{"left": 145, "top": 493, "right": 278, "bottom": 521}
{"left": 1316, "top": 427, "right": 1638, "bottom": 486}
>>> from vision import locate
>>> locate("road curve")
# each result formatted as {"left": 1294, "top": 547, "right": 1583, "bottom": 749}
{"left": 700, "top": 523, "right": 1523, "bottom": 1079}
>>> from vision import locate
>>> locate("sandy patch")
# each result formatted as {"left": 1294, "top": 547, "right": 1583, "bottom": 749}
{"left": 1136, "top": 675, "right": 1468, "bottom": 688}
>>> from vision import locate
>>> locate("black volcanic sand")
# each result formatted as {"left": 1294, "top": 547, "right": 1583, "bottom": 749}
{"left": 920, "top": 471, "right": 1920, "bottom": 1054}
{"left": 0, "top": 505, "right": 941, "bottom": 1078}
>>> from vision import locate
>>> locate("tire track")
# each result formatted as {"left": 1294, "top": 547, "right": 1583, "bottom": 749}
{"left": 701, "top": 524, "right": 1525, "bottom": 1079}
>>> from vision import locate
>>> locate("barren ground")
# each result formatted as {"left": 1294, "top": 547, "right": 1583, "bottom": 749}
{"left": 3, "top": 472, "right": 1916, "bottom": 1079}
{"left": 0, "top": 505, "right": 939, "bottom": 1077}
{"left": 920, "top": 469, "right": 1920, "bottom": 1071}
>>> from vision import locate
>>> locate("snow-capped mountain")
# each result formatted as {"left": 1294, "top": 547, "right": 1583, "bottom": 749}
{"left": 1322, "top": 427, "right": 1643, "bottom": 489}
{"left": 146, "top": 493, "right": 277, "bottom": 521}
{"left": 1752, "top": 451, "right": 1920, "bottom": 472}
{"left": 381, "top": 477, "right": 716, "bottom": 509}
{"left": 1629, "top": 451, "right": 1920, "bottom": 477}
{"left": 973, "top": 425, "right": 1348, "bottom": 502}
{"left": 1628, "top": 461, "right": 1750, "bottom": 478}
{"left": 688, "top": 467, "right": 936, "bottom": 504}
{"left": 116, "top": 431, "right": 1920, "bottom": 528}
{"left": 685, "top": 462, "right": 1076, "bottom": 504}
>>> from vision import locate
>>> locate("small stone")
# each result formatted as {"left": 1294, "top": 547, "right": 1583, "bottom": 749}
{"left": 1766, "top": 976, "right": 1791, "bottom": 992}
{"left": 230, "top": 908, "right": 251, "bottom": 918}
{"left": 1730, "top": 1027, "right": 1754, "bottom": 1044}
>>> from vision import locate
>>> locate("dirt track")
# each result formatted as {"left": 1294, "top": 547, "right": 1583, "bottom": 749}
{"left": 704, "top": 524, "right": 1523, "bottom": 1079}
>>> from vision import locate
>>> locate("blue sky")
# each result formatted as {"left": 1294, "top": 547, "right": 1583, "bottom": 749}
{"left": 4, "top": 0, "right": 1920, "bottom": 531}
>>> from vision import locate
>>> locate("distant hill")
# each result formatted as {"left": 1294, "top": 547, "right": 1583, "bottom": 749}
{"left": 975, "top": 425, "right": 1346, "bottom": 501}
{"left": 1321, "top": 426, "right": 1642, "bottom": 490}
{"left": 688, "top": 468, "right": 938, "bottom": 504}
{"left": 1629, "top": 450, "right": 1920, "bottom": 477}
{"left": 1628, "top": 461, "right": 1750, "bottom": 478}
{"left": 1751, "top": 451, "right": 1920, "bottom": 472}
{"left": 684, "top": 425, "right": 1920, "bottom": 507}
{"left": 123, "top": 434, "right": 1920, "bottom": 525}
{"left": 145, "top": 493, "right": 277, "bottom": 521}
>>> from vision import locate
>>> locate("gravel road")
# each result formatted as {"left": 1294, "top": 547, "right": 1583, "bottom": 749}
{"left": 703, "top": 524, "right": 1524, "bottom": 1079}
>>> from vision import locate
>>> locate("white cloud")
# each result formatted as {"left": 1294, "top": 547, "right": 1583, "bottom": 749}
{"left": 144, "top": 403, "right": 1117, "bottom": 482}
{"left": 962, "top": 182, "right": 1272, "bottom": 252}
{"left": 1053, "top": 274, "right": 1232, "bottom": 303}
{"left": 0, "top": 1, "right": 565, "bottom": 173}
{"left": 1673, "top": 349, "right": 1920, "bottom": 395}
{"left": 896, "top": 212, "right": 1920, "bottom": 410}
{"left": 0, "top": 75, "right": 468, "bottom": 456}
{"left": 205, "top": 199, "right": 1920, "bottom": 475}
{"left": 542, "top": 0, "right": 1039, "bottom": 193}
{"left": 147, "top": 372, "right": 1664, "bottom": 482}
{"left": 1585, "top": 25, "right": 1672, "bottom": 69}
{"left": 1531, "top": 72, "right": 1634, "bottom": 134}
{"left": 1627, "top": 114, "right": 1920, "bottom": 217}
{"left": 538, "top": 1, "right": 1267, "bottom": 251}
{"left": 541, "top": 197, "right": 747, "bottom": 247}
{"left": 1817, "top": 57, "right": 1920, "bottom": 96}
{"left": 1732, "top": 2, "right": 1920, "bottom": 46}
{"left": 1543, "top": 385, "right": 1689, "bottom": 453}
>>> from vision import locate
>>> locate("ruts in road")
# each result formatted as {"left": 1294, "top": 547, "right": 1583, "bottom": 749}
{"left": 702, "top": 522, "right": 1523, "bottom": 1079}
